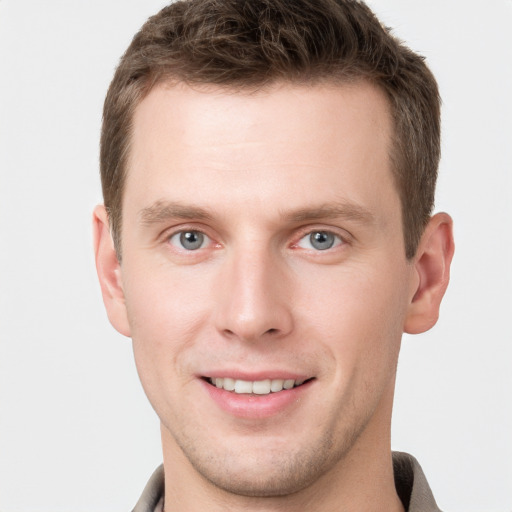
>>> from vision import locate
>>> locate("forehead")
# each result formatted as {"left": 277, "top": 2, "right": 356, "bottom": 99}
{"left": 125, "top": 80, "right": 397, "bottom": 227}
{"left": 131, "top": 80, "right": 392, "bottom": 156}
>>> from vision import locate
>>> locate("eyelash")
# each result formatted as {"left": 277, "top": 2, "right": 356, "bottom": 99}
{"left": 294, "top": 230, "right": 345, "bottom": 251}
{"left": 167, "top": 229, "right": 215, "bottom": 251}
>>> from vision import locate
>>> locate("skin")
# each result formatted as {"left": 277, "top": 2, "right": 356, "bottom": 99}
{"left": 94, "top": 81, "right": 454, "bottom": 511}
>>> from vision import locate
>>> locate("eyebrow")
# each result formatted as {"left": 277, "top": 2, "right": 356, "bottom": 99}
{"left": 138, "top": 200, "right": 375, "bottom": 226}
{"left": 139, "top": 201, "right": 213, "bottom": 225}
{"left": 283, "top": 203, "right": 376, "bottom": 225}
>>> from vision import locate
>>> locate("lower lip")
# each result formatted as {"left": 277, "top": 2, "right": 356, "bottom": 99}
{"left": 201, "top": 379, "right": 313, "bottom": 419}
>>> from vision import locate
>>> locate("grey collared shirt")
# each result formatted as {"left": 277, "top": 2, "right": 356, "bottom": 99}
{"left": 132, "top": 452, "right": 441, "bottom": 512}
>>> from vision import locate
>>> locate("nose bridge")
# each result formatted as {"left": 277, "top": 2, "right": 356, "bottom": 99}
{"left": 215, "top": 241, "right": 293, "bottom": 341}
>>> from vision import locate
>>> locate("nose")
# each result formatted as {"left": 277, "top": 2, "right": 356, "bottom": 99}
{"left": 214, "top": 247, "right": 294, "bottom": 342}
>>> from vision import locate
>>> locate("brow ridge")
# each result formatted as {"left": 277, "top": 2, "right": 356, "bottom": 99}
{"left": 283, "top": 203, "right": 375, "bottom": 224}
{"left": 138, "top": 200, "right": 375, "bottom": 226}
{"left": 139, "top": 200, "right": 213, "bottom": 225}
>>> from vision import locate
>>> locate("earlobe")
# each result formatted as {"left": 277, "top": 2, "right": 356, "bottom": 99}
{"left": 404, "top": 212, "right": 455, "bottom": 334}
{"left": 92, "top": 205, "right": 131, "bottom": 337}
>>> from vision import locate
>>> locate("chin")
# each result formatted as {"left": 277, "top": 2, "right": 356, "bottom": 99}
{"left": 193, "top": 452, "right": 329, "bottom": 497}
{"left": 173, "top": 429, "right": 356, "bottom": 498}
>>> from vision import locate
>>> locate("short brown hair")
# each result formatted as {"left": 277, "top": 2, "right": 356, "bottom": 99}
{"left": 100, "top": 0, "right": 440, "bottom": 259}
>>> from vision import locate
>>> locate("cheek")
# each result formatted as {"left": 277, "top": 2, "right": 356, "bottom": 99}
{"left": 298, "top": 262, "right": 409, "bottom": 375}
{"left": 122, "top": 260, "right": 214, "bottom": 390}
{"left": 124, "top": 257, "right": 212, "bottom": 335}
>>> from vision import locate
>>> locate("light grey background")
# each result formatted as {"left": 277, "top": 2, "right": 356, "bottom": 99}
{"left": 0, "top": 1, "right": 511, "bottom": 511}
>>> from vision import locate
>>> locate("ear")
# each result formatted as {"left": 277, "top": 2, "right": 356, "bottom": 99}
{"left": 404, "top": 212, "right": 455, "bottom": 334}
{"left": 92, "top": 205, "right": 131, "bottom": 337}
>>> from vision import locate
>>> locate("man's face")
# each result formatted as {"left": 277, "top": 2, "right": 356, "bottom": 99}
{"left": 117, "top": 81, "right": 417, "bottom": 495}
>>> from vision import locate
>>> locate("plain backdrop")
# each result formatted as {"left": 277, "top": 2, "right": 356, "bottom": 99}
{"left": 0, "top": 1, "right": 511, "bottom": 511}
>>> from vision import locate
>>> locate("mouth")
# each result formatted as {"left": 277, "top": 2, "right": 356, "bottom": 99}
{"left": 203, "top": 377, "right": 312, "bottom": 395}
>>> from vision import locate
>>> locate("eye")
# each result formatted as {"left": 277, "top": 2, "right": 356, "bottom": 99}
{"left": 297, "top": 231, "right": 343, "bottom": 251}
{"left": 169, "top": 230, "right": 210, "bottom": 251}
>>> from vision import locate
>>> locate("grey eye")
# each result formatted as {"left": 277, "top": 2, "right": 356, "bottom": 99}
{"left": 297, "top": 231, "right": 342, "bottom": 251}
{"left": 170, "top": 231, "right": 208, "bottom": 250}
{"left": 310, "top": 231, "right": 335, "bottom": 250}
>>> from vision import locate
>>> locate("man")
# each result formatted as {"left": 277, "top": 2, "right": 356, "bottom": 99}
{"left": 93, "top": 0, "right": 454, "bottom": 510}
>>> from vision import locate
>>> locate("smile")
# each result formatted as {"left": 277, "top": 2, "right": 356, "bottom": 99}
{"left": 206, "top": 377, "right": 307, "bottom": 395}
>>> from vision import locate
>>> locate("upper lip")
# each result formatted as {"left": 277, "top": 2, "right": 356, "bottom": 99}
{"left": 200, "top": 371, "right": 311, "bottom": 381}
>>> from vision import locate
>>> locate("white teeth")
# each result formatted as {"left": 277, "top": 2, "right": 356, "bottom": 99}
{"left": 283, "top": 379, "right": 295, "bottom": 390}
{"left": 209, "top": 377, "right": 306, "bottom": 395}
{"left": 234, "top": 380, "right": 253, "bottom": 394}
{"left": 270, "top": 379, "right": 284, "bottom": 392}
{"left": 252, "top": 379, "right": 271, "bottom": 395}
{"left": 223, "top": 377, "right": 236, "bottom": 391}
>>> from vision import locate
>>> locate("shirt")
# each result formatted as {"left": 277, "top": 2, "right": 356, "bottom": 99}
{"left": 131, "top": 451, "right": 441, "bottom": 512}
